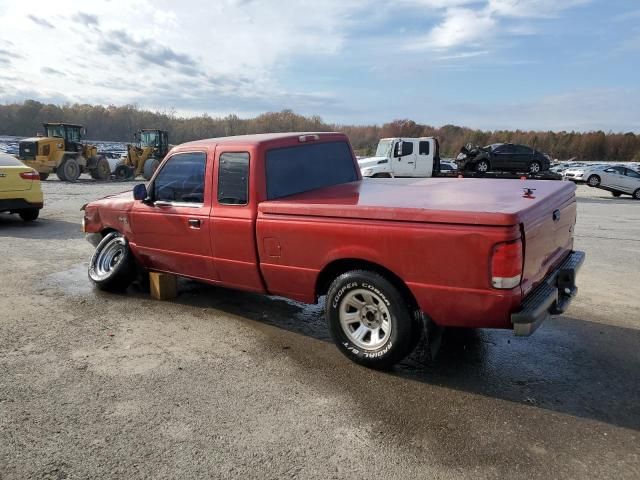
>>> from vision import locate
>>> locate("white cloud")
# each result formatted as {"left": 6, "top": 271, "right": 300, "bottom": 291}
{"left": 410, "top": 0, "right": 592, "bottom": 51}
{"left": 412, "top": 7, "right": 496, "bottom": 50}
{"left": 0, "top": 0, "right": 361, "bottom": 114}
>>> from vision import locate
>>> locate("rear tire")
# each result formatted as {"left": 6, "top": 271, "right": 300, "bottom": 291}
{"left": 587, "top": 175, "right": 601, "bottom": 187}
{"left": 633, "top": 189, "right": 640, "bottom": 200}
{"left": 325, "top": 270, "right": 421, "bottom": 369}
{"left": 529, "top": 161, "right": 542, "bottom": 174}
{"left": 90, "top": 156, "right": 111, "bottom": 180}
{"left": 372, "top": 173, "right": 391, "bottom": 178}
{"left": 114, "top": 164, "right": 134, "bottom": 180}
{"left": 39, "top": 172, "right": 49, "bottom": 181}
{"left": 143, "top": 158, "right": 160, "bottom": 180}
{"left": 19, "top": 208, "right": 39, "bottom": 222}
{"left": 612, "top": 191, "right": 622, "bottom": 197}
{"left": 475, "top": 159, "right": 490, "bottom": 173}
{"left": 59, "top": 157, "right": 81, "bottom": 183}
{"left": 88, "top": 232, "right": 136, "bottom": 292}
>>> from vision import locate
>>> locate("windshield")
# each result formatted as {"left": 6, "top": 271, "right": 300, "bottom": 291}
{"left": 140, "top": 131, "right": 159, "bottom": 148}
{"left": 45, "top": 125, "right": 65, "bottom": 138}
{"left": 375, "top": 139, "right": 393, "bottom": 158}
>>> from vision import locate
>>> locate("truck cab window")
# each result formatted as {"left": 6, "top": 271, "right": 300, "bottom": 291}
{"left": 266, "top": 141, "right": 357, "bottom": 200}
{"left": 153, "top": 152, "right": 206, "bottom": 204}
{"left": 419, "top": 141, "right": 430, "bottom": 155}
{"left": 394, "top": 142, "right": 413, "bottom": 157}
{"left": 218, "top": 152, "right": 249, "bottom": 205}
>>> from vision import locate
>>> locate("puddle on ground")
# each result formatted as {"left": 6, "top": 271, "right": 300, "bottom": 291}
{"left": 43, "top": 263, "right": 93, "bottom": 296}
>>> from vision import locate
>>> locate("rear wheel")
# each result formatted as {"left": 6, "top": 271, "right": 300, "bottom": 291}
{"left": 114, "top": 164, "right": 134, "bottom": 180}
{"left": 475, "top": 159, "right": 490, "bottom": 173}
{"left": 90, "top": 156, "right": 111, "bottom": 180}
{"left": 59, "top": 157, "right": 81, "bottom": 182}
{"left": 88, "top": 232, "right": 136, "bottom": 292}
{"left": 612, "top": 191, "right": 622, "bottom": 197}
{"left": 372, "top": 173, "right": 391, "bottom": 178}
{"left": 325, "top": 270, "right": 421, "bottom": 369}
{"left": 633, "top": 189, "right": 640, "bottom": 200}
{"left": 587, "top": 175, "right": 601, "bottom": 187}
{"left": 39, "top": 172, "right": 49, "bottom": 181}
{"left": 529, "top": 161, "right": 542, "bottom": 174}
{"left": 18, "top": 208, "right": 39, "bottom": 222}
{"left": 143, "top": 158, "right": 160, "bottom": 180}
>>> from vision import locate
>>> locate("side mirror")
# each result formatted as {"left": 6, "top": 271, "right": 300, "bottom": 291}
{"left": 133, "top": 183, "right": 148, "bottom": 201}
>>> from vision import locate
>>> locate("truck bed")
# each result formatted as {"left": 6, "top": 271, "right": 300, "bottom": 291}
{"left": 258, "top": 177, "right": 575, "bottom": 227}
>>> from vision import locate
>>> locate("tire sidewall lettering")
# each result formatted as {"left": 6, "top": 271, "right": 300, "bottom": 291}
{"left": 331, "top": 280, "right": 391, "bottom": 310}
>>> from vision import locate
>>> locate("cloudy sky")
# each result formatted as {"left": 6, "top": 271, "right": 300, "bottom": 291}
{"left": 0, "top": 0, "right": 638, "bottom": 131}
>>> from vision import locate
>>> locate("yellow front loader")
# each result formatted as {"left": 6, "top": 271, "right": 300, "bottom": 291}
{"left": 114, "top": 129, "right": 169, "bottom": 181}
{"left": 18, "top": 123, "right": 110, "bottom": 182}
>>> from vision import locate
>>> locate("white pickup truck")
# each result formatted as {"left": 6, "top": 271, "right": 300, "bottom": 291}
{"left": 358, "top": 137, "right": 441, "bottom": 178}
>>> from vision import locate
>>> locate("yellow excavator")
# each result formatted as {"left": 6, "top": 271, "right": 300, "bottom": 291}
{"left": 18, "top": 123, "right": 110, "bottom": 182}
{"left": 114, "top": 129, "right": 170, "bottom": 180}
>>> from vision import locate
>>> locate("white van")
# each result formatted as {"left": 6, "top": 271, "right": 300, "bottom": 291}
{"left": 358, "top": 137, "right": 441, "bottom": 178}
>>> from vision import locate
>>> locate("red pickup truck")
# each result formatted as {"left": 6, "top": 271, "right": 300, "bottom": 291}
{"left": 82, "top": 132, "right": 584, "bottom": 369}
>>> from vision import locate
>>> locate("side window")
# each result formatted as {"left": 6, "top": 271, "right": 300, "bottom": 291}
{"left": 394, "top": 141, "right": 414, "bottom": 157}
{"left": 153, "top": 152, "right": 206, "bottom": 204}
{"left": 67, "top": 128, "right": 80, "bottom": 143}
{"left": 625, "top": 168, "right": 640, "bottom": 178}
{"left": 419, "top": 141, "right": 430, "bottom": 155}
{"left": 493, "top": 145, "right": 515, "bottom": 154}
{"left": 515, "top": 145, "right": 532, "bottom": 154}
{"left": 218, "top": 152, "right": 249, "bottom": 205}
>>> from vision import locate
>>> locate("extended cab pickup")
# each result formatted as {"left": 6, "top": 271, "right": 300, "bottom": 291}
{"left": 82, "top": 132, "right": 584, "bottom": 368}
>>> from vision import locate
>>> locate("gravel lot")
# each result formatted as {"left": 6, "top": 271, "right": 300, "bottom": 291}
{"left": 1, "top": 178, "right": 638, "bottom": 479}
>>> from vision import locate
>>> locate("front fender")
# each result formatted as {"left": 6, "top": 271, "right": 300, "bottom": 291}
{"left": 360, "top": 164, "right": 392, "bottom": 177}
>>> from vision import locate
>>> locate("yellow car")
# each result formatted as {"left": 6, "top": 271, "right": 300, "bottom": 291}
{"left": 0, "top": 152, "right": 44, "bottom": 221}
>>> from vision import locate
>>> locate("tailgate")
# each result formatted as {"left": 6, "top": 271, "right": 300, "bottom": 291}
{"left": 0, "top": 166, "right": 33, "bottom": 193}
{"left": 520, "top": 188, "right": 576, "bottom": 296}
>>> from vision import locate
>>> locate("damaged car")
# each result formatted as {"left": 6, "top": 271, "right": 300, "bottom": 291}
{"left": 456, "top": 143, "right": 551, "bottom": 174}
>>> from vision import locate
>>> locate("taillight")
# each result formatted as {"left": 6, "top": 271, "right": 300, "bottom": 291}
{"left": 20, "top": 170, "right": 40, "bottom": 180}
{"left": 491, "top": 240, "right": 523, "bottom": 289}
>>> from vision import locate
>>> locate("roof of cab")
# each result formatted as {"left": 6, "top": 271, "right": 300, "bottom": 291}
{"left": 178, "top": 132, "right": 343, "bottom": 149}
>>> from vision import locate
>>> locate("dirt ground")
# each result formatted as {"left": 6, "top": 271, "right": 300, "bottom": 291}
{"left": 1, "top": 178, "right": 638, "bottom": 479}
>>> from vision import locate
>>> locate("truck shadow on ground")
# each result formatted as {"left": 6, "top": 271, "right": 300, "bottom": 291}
{"left": 0, "top": 215, "right": 81, "bottom": 240}
{"left": 173, "top": 279, "right": 640, "bottom": 431}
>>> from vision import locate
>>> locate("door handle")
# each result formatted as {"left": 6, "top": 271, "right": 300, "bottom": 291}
{"left": 188, "top": 218, "right": 201, "bottom": 229}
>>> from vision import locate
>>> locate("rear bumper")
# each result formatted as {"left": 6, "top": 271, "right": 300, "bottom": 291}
{"left": 0, "top": 198, "right": 44, "bottom": 212}
{"left": 511, "top": 250, "right": 586, "bottom": 336}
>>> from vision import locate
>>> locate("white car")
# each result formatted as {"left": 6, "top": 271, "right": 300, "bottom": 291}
{"left": 587, "top": 165, "right": 640, "bottom": 199}
{"left": 562, "top": 164, "right": 608, "bottom": 183}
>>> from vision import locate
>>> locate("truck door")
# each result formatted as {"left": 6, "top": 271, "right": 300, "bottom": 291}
{"left": 392, "top": 140, "right": 416, "bottom": 176}
{"left": 414, "top": 139, "right": 433, "bottom": 177}
{"left": 210, "top": 149, "right": 265, "bottom": 292}
{"left": 130, "top": 151, "right": 215, "bottom": 281}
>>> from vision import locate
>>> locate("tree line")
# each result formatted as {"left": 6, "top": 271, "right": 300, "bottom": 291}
{"left": 1, "top": 100, "right": 638, "bottom": 161}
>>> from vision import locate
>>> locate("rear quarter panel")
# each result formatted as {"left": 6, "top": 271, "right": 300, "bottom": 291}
{"left": 256, "top": 214, "right": 522, "bottom": 328}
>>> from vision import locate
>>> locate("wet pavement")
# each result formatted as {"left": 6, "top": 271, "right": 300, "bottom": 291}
{"left": 0, "top": 179, "right": 638, "bottom": 479}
